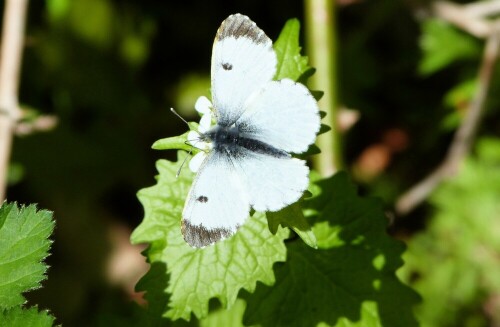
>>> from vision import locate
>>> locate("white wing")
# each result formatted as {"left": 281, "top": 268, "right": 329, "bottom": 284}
{"left": 211, "top": 14, "right": 277, "bottom": 126}
{"left": 237, "top": 79, "right": 320, "bottom": 154}
{"left": 233, "top": 151, "right": 310, "bottom": 212}
{"left": 182, "top": 151, "right": 250, "bottom": 248}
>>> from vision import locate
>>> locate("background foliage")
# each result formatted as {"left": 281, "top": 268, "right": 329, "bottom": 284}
{"left": 3, "top": 0, "right": 500, "bottom": 326}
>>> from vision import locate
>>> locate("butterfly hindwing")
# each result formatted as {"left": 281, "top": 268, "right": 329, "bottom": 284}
{"left": 211, "top": 14, "right": 277, "bottom": 126}
{"left": 182, "top": 151, "right": 250, "bottom": 248}
{"left": 232, "top": 152, "right": 310, "bottom": 212}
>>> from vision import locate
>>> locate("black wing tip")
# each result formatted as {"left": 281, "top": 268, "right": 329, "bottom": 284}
{"left": 225, "top": 13, "right": 251, "bottom": 25}
{"left": 181, "top": 219, "right": 238, "bottom": 248}
{"left": 216, "top": 13, "right": 270, "bottom": 45}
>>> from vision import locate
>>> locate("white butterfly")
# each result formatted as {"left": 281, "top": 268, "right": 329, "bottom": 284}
{"left": 182, "top": 14, "right": 320, "bottom": 248}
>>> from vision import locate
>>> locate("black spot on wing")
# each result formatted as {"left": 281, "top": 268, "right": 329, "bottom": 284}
{"left": 222, "top": 63, "right": 232, "bottom": 70}
{"left": 197, "top": 195, "right": 208, "bottom": 203}
{"left": 215, "top": 14, "right": 270, "bottom": 44}
{"left": 181, "top": 220, "right": 237, "bottom": 248}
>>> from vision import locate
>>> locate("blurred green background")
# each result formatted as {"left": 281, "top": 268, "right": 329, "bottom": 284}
{"left": 3, "top": 0, "right": 500, "bottom": 326}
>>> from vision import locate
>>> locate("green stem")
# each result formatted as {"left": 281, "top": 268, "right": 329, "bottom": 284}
{"left": 304, "top": 0, "right": 342, "bottom": 176}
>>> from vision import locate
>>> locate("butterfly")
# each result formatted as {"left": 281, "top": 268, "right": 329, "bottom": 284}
{"left": 182, "top": 14, "right": 320, "bottom": 248}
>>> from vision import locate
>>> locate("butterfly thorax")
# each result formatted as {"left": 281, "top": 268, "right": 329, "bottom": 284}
{"left": 203, "top": 124, "right": 289, "bottom": 158}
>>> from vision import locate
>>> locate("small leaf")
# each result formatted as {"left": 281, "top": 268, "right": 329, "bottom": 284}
{"left": 419, "top": 19, "right": 480, "bottom": 75}
{"left": 0, "top": 306, "right": 55, "bottom": 327}
{"left": 443, "top": 78, "right": 476, "bottom": 110}
{"left": 274, "top": 18, "right": 311, "bottom": 81}
{"left": 152, "top": 122, "right": 199, "bottom": 151}
{"left": 0, "top": 203, "right": 54, "bottom": 309}
{"left": 152, "top": 132, "right": 192, "bottom": 151}
{"left": 131, "top": 153, "right": 289, "bottom": 321}
{"left": 243, "top": 172, "right": 420, "bottom": 327}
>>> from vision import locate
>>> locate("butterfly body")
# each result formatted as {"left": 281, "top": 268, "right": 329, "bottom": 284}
{"left": 181, "top": 14, "right": 320, "bottom": 248}
{"left": 203, "top": 124, "right": 290, "bottom": 159}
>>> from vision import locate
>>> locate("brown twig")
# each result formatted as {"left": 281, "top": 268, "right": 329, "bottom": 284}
{"left": 433, "top": 1, "right": 493, "bottom": 38}
{"left": 0, "top": 0, "right": 28, "bottom": 202}
{"left": 463, "top": 0, "right": 500, "bottom": 19}
{"left": 395, "top": 22, "right": 500, "bottom": 216}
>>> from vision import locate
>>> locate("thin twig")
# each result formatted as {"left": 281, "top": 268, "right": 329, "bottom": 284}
{"left": 433, "top": 1, "right": 493, "bottom": 38}
{"left": 464, "top": 0, "right": 500, "bottom": 18}
{"left": 395, "top": 23, "right": 500, "bottom": 216}
{"left": 0, "top": 0, "right": 28, "bottom": 202}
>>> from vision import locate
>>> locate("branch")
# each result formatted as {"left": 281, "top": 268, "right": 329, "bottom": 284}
{"left": 395, "top": 22, "right": 500, "bottom": 216}
{"left": 432, "top": 1, "right": 494, "bottom": 38}
{"left": 0, "top": 0, "right": 28, "bottom": 202}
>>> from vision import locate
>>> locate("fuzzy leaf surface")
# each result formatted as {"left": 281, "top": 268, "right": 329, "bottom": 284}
{"left": 0, "top": 203, "right": 54, "bottom": 308}
{"left": 244, "top": 173, "right": 419, "bottom": 327}
{"left": 0, "top": 306, "right": 55, "bottom": 327}
{"left": 131, "top": 154, "right": 288, "bottom": 321}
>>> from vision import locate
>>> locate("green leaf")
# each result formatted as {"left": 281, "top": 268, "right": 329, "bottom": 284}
{"left": 443, "top": 78, "right": 476, "bottom": 110}
{"left": 267, "top": 201, "right": 317, "bottom": 249}
{"left": 152, "top": 122, "right": 199, "bottom": 151}
{"left": 0, "top": 306, "right": 55, "bottom": 327}
{"left": 134, "top": 261, "right": 173, "bottom": 326}
{"left": 310, "top": 89, "right": 324, "bottom": 101}
{"left": 0, "top": 203, "right": 54, "bottom": 308}
{"left": 199, "top": 299, "right": 247, "bottom": 327}
{"left": 274, "top": 18, "right": 311, "bottom": 81}
{"left": 131, "top": 153, "right": 289, "bottom": 321}
{"left": 419, "top": 19, "right": 480, "bottom": 75}
{"left": 47, "top": 0, "right": 70, "bottom": 22}
{"left": 243, "top": 172, "right": 420, "bottom": 327}
{"left": 399, "top": 137, "right": 500, "bottom": 327}
{"left": 152, "top": 131, "right": 192, "bottom": 151}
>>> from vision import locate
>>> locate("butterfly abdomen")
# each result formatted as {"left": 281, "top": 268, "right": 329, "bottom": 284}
{"left": 205, "top": 124, "right": 289, "bottom": 159}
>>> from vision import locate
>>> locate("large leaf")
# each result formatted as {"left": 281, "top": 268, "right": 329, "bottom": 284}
{"left": 0, "top": 203, "right": 54, "bottom": 308}
{"left": 0, "top": 306, "right": 55, "bottom": 327}
{"left": 131, "top": 153, "right": 288, "bottom": 321}
{"left": 243, "top": 173, "right": 420, "bottom": 327}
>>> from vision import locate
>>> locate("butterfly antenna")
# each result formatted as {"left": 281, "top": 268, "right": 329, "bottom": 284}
{"left": 170, "top": 108, "right": 190, "bottom": 128}
{"left": 176, "top": 147, "right": 193, "bottom": 178}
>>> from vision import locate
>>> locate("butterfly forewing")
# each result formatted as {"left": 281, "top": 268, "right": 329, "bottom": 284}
{"left": 211, "top": 14, "right": 277, "bottom": 126}
{"left": 237, "top": 79, "right": 320, "bottom": 154}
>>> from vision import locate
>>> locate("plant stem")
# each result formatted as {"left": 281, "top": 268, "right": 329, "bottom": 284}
{"left": 0, "top": 0, "right": 28, "bottom": 202}
{"left": 304, "top": 0, "right": 342, "bottom": 176}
